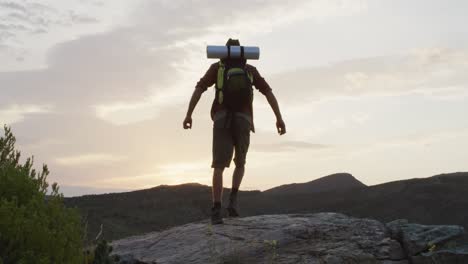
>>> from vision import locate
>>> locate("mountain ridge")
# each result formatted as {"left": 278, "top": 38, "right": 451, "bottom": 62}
{"left": 65, "top": 172, "right": 468, "bottom": 242}
{"left": 262, "top": 172, "right": 366, "bottom": 195}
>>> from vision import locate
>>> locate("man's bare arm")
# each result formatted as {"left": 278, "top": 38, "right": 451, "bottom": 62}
{"left": 265, "top": 91, "right": 286, "bottom": 135}
{"left": 183, "top": 88, "right": 204, "bottom": 129}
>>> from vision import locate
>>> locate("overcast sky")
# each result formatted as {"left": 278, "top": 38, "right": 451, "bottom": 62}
{"left": 1, "top": 0, "right": 467, "bottom": 196}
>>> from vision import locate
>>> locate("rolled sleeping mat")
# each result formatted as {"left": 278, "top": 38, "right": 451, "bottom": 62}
{"left": 207, "top": 45, "right": 260, "bottom": 60}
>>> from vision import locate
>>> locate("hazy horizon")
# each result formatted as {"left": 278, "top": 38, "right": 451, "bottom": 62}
{"left": 2, "top": 0, "right": 468, "bottom": 197}
{"left": 60, "top": 171, "right": 468, "bottom": 197}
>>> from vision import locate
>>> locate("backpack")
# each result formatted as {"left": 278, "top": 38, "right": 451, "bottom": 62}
{"left": 215, "top": 60, "right": 254, "bottom": 112}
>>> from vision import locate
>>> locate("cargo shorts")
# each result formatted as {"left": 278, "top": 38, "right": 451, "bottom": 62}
{"left": 212, "top": 111, "right": 251, "bottom": 168}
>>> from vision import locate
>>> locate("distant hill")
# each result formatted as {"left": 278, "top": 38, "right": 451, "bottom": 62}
{"left": 262, "top": 173, "right": 366, "bottom": 195}
{"left": 242, "top": 172, "right": 468, "bottom": 243}
{"left": 65, "top": 183, "right": 261, "bottom": 241}
{"left": 65, "top": 172, "right": 468, "bottom": 242}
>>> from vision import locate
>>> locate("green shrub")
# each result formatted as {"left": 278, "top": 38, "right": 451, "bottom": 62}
{"left": 92, "top": 239, "right": 118, "bottom": 264}
{"left": 0, "top": 126, "right": 84, "bottom": 264}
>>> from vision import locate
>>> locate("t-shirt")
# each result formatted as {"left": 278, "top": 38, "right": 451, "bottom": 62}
{"left": 195, "top": 62, "right": 272, "bottom": 132}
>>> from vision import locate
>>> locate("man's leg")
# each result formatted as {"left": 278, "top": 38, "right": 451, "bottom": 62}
{"left": 212, "top": 167, "right": 224, "bottom": 205}
{"left": 232, "top": 166, "right": 245, "bottom": 191}
{"left": 227, "top": 166, "right": 244, "bottom": 216}
{"left": 228, "top": 116, "right": 251, "bottom": 216}
{"left": 211, "top": 167, "right": 225, "bottom": 224}
{"left": 211, "top": 114, "right": 234, "bottom": 224}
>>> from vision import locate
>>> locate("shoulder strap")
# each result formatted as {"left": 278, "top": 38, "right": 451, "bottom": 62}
{"left": 244, "top": 66, "right": 254, "bottom": 83}
{"left": 247, "top": 70, "right": 253, "bottom": 83}
{"left": 217, "top": 61, "right": 225, "bottom": 104}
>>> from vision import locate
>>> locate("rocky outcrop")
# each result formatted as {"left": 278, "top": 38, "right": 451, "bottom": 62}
{"left": 111, "top": 213, "right": 467, "bottom": 264}
{"left": 387, "top": 219, "right": 467, "bottom": 263}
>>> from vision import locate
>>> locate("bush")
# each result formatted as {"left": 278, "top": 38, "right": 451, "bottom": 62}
{"left": 91, "top": 239, "right": 119, "bottom": 264}
{"left": 0, "top": 126, "right": 84, "bottom": 264}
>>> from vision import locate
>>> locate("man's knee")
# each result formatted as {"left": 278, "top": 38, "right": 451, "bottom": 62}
{"left": 213, "top": 167, "right": 225, "bottom": 176}
{"left": 234, "top": 165, "right": 245, "bottom": 170}
{"left": 233, "top": 158, "right": 246, "bottom": 168}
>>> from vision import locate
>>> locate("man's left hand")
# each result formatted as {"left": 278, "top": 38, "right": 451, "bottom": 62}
{"left": 183, "top": 116, "right": 192, "bottom": 129}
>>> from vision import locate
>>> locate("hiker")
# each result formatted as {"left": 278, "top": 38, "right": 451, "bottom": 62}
{"left": 183, "top": 39, "right": 286, "bottom": 224}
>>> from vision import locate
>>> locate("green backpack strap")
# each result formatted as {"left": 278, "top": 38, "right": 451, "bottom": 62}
{"left": 217, "top": 61, "right": 225, "bottom": 104}
{"left": 247, "top": 70, "right": 253, "bottom": 83}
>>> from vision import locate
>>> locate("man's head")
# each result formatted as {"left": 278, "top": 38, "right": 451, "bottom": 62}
{"left": 226, "top": 38, "right": 240, "bottom": 46}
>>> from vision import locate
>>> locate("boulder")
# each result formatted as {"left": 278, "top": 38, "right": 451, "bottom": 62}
{"left": 386, "top": 219, "right": 464, "bottom": 255}
{"left": 111, "top": 213, "right": 466, "bottom": 264}
{"left": 112, "top": 213, "right": 405, "bottom": 263}
{"left": 387, "top": 219, "right": 468, "bottom": 263}
{"left": 411, "top": 246, "right": 468, "bottom": 264}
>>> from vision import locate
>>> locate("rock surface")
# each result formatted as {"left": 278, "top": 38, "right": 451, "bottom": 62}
{"left": 111, "top": 213, "right": 467, "bottom": 264}
{"left": 386, "top": 219, "right": 467, "bottom": 263}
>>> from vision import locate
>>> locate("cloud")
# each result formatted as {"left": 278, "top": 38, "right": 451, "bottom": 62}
{"left": 253, "top": 141, "right": 329, "bottom": 152}
{"left": 0, "top": 2, "right": 27, "bottom": 12}
{"left": 270, "top": 48, "right": 468, "bottom": 103}
{"left": 0, "top": 0, "right": 368, "bottom": 120}
{"left": 0, "top": 30, "right": 183, "bottom": 114}
{"left": 351, "top": 113, "right": 370, "bottom": 124}
{"left": 201, "top": 0, "right": 367, "bottom": 36}
{"left": 157, "top": 161, "right": 208, "bottom": 176}
{"left": 402, "top": 86, "right": 468, "bottom": 101}
{"left": 55, "top": 153, "right": 127, "bottom": 166}
{"left": 0, "top": 0, "right": 129, "bottom": 72}
{"left": 94, "top": 101, "right": 160, "bottom": 125}
{"left": 68, "top": 11, "right": 99, "bottom": 24}
{"left": 94, "top": 159, "right": 212, "bottom": 188}
{"left": 344, "top": 128, "right": 468, "bottom": 159}
{"left": 8, "top": 105, "right": 213, "bottom": 186}
{"left": 0, "top": 104, "right": 51, "bottom": 125}
{"left": 17, "top": 138, "right": 64, "bottom": 150}
{"left": 0, "top": 1, "right": 100, "bottom": 45}
{"left": 0, "top": 31, "right": 13, "bottom": 43}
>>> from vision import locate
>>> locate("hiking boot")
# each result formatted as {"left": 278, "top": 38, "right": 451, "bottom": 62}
{"left": 227, "top": 193, "right": 239, "bottom": 217}
{"left": 226, "top": 207, "right": 239, "bottom": 217}
{"left": 211, "top": 206, "right": 224, "bottom": 225}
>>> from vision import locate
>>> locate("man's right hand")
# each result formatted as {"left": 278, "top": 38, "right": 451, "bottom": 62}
{"left": 183, "top": 116, "right": 192, "bottom": 129}
{"left": 276, "top": 119, "right": 286, "bottom": 135}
